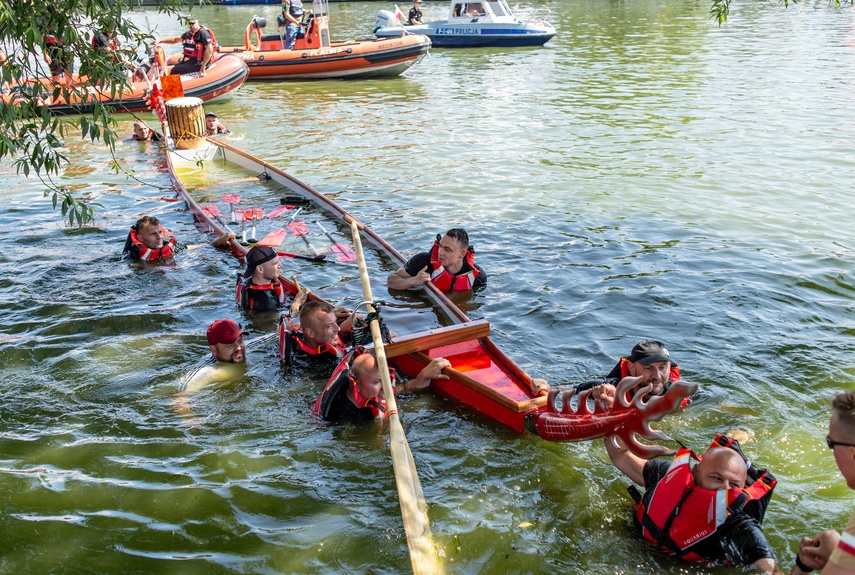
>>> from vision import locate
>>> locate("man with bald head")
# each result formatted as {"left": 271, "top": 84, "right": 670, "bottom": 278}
{"left": 605, "top": 429, "right": 779, "bottom": 573}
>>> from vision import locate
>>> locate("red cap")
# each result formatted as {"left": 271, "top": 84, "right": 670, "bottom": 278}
{"left": 206, "top": 319, "right": 248, "bottom": 346}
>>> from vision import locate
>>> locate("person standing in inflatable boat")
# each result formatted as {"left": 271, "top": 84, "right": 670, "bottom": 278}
{"left": 123, "top": 215, "right": 233, "bottom": 262}
{"left": 387, "top": 228, "right": 486, "bottom": 292}
{"left": 280, "top": 0, "right": 304, "bottom": 50}
{"left": 605, "top": 433, "right": 780, "bottom": 573}
{"left": 315, "top": 349, "right": 451, "bottom": 424}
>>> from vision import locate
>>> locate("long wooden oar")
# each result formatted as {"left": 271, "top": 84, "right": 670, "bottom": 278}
{"left": 345, "top": 214, "right": 444, "bottom": 575}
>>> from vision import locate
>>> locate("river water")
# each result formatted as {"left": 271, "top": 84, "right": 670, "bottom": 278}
{"left": 1, "top": 0, "right": 853, "bottom": 573}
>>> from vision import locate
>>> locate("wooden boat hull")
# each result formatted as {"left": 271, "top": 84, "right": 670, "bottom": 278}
{"left": 4, "top": 55, "right": 248, "bottom": 116}
{"left": 173, "top": 35, "right": 431, "bottom": 80}
{"left": 165, "top": 139, "right": 547, "bottom": 432}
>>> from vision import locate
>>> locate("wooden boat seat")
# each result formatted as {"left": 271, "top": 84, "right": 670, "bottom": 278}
{"left": 383, "top": 319, "right": 490, "bottom": 358}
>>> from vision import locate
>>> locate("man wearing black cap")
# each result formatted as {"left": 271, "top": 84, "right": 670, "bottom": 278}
{"left": 160, "top": 18, "right": 216, "bottom": 77}
{"left": 205, "top": 112, "right": 230, "bottom": 136}
{"left": 236, "top": 245, "right": 309, "bottom": 312}
{"left": 588, "top": 340, "right": 682, "bottom": 409}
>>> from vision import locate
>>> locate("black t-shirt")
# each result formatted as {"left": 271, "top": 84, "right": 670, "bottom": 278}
{"left": 402, "top": 251, "right": 487, "bottom": 289}
{"left": 408, "top": 7, "right": 423, "bottom": 24}
{"left": 640, "top": 459, "right": 776, "bottom": 566}
{"left": 324, "top": 387, "right": 375, "bottom": 423}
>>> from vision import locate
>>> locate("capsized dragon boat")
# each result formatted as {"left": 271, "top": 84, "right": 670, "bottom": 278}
{"left": 171, "top": 0, "right": 431, "bottom": 80}
{"left": 2, "top": 52, "right": 248, "bottom": 116}
{"left": 373, "top": 0, "right": 555, "bottom": 48}
{"left": 159, "top": 97, "right": 692, "bottom": 457}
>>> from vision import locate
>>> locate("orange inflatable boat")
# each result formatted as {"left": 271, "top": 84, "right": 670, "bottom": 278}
{"left": 3, "top": 52, "right": 248, "bottom": 116}
{"left": 169, "top": 0, "right": 430, "bottom": 80}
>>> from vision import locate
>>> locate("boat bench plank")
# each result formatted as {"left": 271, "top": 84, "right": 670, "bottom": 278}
{"left": 384, "top": 320, "right": 490, "bottom": 359}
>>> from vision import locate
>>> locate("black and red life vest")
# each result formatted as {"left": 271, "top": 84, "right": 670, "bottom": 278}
{"left": 278, "top": 315, "right": 347, "bottom": 363}
{"left": 125, "top": 226, "right": 176, "bottom": 261}
{"left": 181, "top": 27, "right": 218, "bottom": 63}
{"left": 634, "top": 434, "right": 777, "bottom": 564}
{"left": 428, "top": 234, "right": 480, "bottom": 292}
{"left": 236, "top": 275, "right": 286, "bottom": 311}
{"left": 313, "top": 347, "right": 398, "bottom": 422}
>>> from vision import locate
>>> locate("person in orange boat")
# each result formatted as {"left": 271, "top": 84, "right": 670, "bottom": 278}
{"left": 160, "top": 18, "right": 215, "bottom": 77}
{"left": 387, "top": 228, "right": 486, "bottom": 292}
{"left": 580, "top": 340, "right": 681, "bottom": 409}
{"left": 205, "top": 112, "right": 230, "bottom": 136}
{"left": 131, "top": 120, "right": 161, "bottom": 142}
{"left": 606, "top": 434, "right": 779, "bottom": 573}
{"left": 43, "top": 31, "right": 73, "bottom": 83}
{"left": 236, "top": 246, "right": 309, "bottom": 312}
{"left": 317, "top": 349, "right": 450, "bottom": 424}
{"left": 123, "top": 215, "right": 232, "bottom": 262}
{"left": 280, "top": 0, "right": 304, "bottom": 49}
{"left": 789, "top": 390, "right": 855, "bottom": 575}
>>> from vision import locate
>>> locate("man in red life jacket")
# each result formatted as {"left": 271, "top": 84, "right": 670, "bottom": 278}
{"left": 387, "top": 228, "right": 486, "bottom": 292}
{"left": 123, "top": 216, "right": 232, "bottom": 262}
{"left": 160, "top": 18, "right": 215, "bottom": 77}
{"left": 605, "top": 434, "right": 780, "bottom": 573}
{"left": 790, "top": 390, "right": 855, "bottom": 575}
{"left": 236, "top": 245, "right": 309, "bottom": 313}
{"left": 320, "top": 350, "right": 450, "bottom": 423}
{"left": 280, "top": 300, "right": 354, "bottom": 363}
{"left": 587, "top": 340, "right": 681, "bottom": 409}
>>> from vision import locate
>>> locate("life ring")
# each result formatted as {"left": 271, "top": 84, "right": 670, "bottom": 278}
{"left": 154, "top": 45, "right": 167, "bottom": 68}
{"left": 244, "top": 22, "right": 263, "bottom": 52}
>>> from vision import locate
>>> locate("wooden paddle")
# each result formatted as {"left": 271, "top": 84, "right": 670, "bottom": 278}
{"left": 346, "top": 214, "right": 444, "bottom": 575}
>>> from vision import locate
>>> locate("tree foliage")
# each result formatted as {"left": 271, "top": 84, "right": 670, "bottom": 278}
{"left": 710, "top": 0, "right": 854, "bottom": 26}
{"left": 0, "top": 0, "right": 186, "bottom": 225}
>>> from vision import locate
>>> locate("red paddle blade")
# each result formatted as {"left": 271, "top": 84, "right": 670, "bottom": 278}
{"left": 202, "top": 205, "right": 222, "bottom": 218}
{"left": 330, "top": 243, "right": 357, "bottom": 262}
{"left": 267, "top": 205, "right": 294, "bottom": 219}
{"left": 234, "top": 209, "right": 245, "bottom": 221}
{"left": 258, "top": 228, "right": 287, "bottom": 247}
{"left": 222, "top": 193, "right": 241, "bottom": 205}
{"left": 287, "top": 221, "right": 309, "bottom": 236}
{"left": 244, "top": 208, "right": 264, "bottom": 220}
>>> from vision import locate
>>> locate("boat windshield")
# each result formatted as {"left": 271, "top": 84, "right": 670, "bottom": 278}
{"left": 463, "top": 2, "right": 486, "bottom": 16}
{"left": 312, "top": 0, "right": 328, "bottom": 18}
{"left": 487, "top": 0, "right": 509, "bottom": 16}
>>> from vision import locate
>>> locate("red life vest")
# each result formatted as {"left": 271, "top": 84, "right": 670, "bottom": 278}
{"left": 634, "top": 436, "right": 777, "bottom": 564}
{"left": 313, "top": 348, "right": 398, "bottom": 421}
{"left": 236, "top": 276, "right": 286, "bottom": 310}
{"left": 278, "top": 315, "right": 347, "bottom": 362}
{"left": 428, "top": 235, "right": 480, "bottom": 292}
{"left": 127, "top": 226, "right": 176, "bottom": 261}
{"left": 181, "top": 27, "right": 218, "bottom": 62}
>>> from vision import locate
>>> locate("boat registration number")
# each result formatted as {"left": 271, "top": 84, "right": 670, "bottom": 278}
{"left": 435, "top": 27, "right": 479, "bottom": 35}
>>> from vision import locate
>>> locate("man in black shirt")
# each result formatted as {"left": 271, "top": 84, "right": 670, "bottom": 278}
{"left": 387, "top": 228, "right": 486, "bottom": 292}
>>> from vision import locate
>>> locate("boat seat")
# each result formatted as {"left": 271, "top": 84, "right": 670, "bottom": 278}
{"left": 383, "top": 319, "right": 490, "bottom": 358}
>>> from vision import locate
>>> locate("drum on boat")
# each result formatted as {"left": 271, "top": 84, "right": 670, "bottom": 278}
{"left": 165, "top": 97, "right": 206, "bottom": 149}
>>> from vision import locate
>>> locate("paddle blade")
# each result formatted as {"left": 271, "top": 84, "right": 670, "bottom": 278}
{"left": 222, "top": 193, "right": 241, "bottom": 205}
{"left": 258, "top": 228, "right": 287, "bottom": 247}
{"left": 330, "top": 243, "right": 357, "bottom": 263}
{"left": 267, "top": 205, "right": 294, "bottom": 219}
{"left": 244, "top": 207, "right": 264, "bottom": 220}
{"left": 287, "top": 221, "right": 309, "bottom": 236}
{"left": 160, "top": 74, "right": 184, "bottom": 100}
{"left": 202, "top": 205, "right": 222, "bottom": 218}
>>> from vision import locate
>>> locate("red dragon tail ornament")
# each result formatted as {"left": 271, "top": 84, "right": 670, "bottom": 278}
{"left": 531, "top": 377, "right": 698, "bottom": 458}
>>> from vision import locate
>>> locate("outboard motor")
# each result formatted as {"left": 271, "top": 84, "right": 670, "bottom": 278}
{"left": 374, "top": 10, "right": 401, "bottom": 33}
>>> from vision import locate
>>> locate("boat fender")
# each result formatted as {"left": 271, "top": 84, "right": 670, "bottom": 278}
{"left": 154, "top": 45, "right": 167, "bottom": 68}
{"left": 245, "top": 19, "right": 264, "bottom": 52}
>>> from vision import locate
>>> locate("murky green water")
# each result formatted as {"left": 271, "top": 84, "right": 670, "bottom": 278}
{"left": 1, "top": 0, "right": 854, "bottom": 572}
